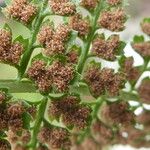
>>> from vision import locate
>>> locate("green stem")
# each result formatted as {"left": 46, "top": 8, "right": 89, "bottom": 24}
{"left": 29, "top": 97, "right": 48, "bottom": 149}
{"left": 77, "top": 0, "right": 104, "bottom": 74}
{"left": 0, "top": 80, "right": 36, "bottom": 93}
{"left": 18, "top": 0, "right": 48, "bottom": 80}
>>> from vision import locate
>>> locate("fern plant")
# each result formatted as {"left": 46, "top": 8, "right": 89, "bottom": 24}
{"left": 0, "top": 0, "right": 150, "bottom": 150}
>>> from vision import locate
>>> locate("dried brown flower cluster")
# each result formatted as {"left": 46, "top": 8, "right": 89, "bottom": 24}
{"left": 141, "top": 22, "right": 150, "bottom": 36}
{"left": 38, "top": 127, "right": 71, "bottom": 150}
{"left": 92, "top": 35, "right": 120, "bottom": 61}
{"left": 107, "top": 0, "right": 121, "bottom": 5}
{"left": 0, "top": 29, "right": 24, "bottom": 65}
{"left": 138, "top": 79, "right": 150, "bottom": 104}
{"left": 132, "top": 41, "right": 150, "bottom": 57}
{"left": 49, "top": 0, "right": 76, "bottom": 16}
{"left": 123, "top": 57, "right": 141, "bottom": 81}
{"left": 49, "top": 96, "right": 91, "bottom": 129}
{"left": 38, "top": 24, "right": 71, "bottom": 56}
{"left": 80, "top": 0, "right": 98, "bottom": 10}
{"left": 27, "top": 60, "right": 75, "bottom": 92}
{"left": 69, "top": 14, "right": 91, "bottom": 37}
{"left": 0, "top": 140, "right": 11, "bottom": 150}
{"left": 66, "top": 50, "right": 79, "bottom": 64}
{"left": 101, "top": 101, "right": 134, "bottom": 125}
{"left": 98, "top": 9, "right": 126, "bottom": 32}
{"left": 7, "top": 129, "right": 31, "bottom": 149}
{"left": 91, "top": 120, "right": 113, "bottom": 145}
{"left": 6, "top": 0, "right": 37, "bottom": 24}
{"left": 84, "top": 64, "right": 125, "bottom": 97}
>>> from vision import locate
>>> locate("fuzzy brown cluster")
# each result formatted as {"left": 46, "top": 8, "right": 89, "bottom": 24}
{"left": 6, "top": 0, "right": 37, "bottom": 24}
{"left": 107, "top": 0, "right": 121, "bottom": 5}
{"left": 49, "top": 0, "right": 76, "bottom": 16}
{"left": 101, "top": 101, "right": 134, "bottom": 125}
{"left": 38, "top": 127, "right": 71, "bottom": 150}
{"left": 80, "top": 0, "right": 98, "bottom": 10}
{"left": 0, "top": 29, "right": 24, "bottom": 65}
{"left": 0, "top": 140, "right": 11, "bottom": 150}
{"left": 27, "top": 60, "right": 75, "bottom": 93}
{"left": 123, "top": 57, "right": 141, "bottom": 81}
{"left": 38, "top": 24, "right": 71, "bottom": 56}
{"left": 66, "top": 50, "right": 79, "bottom": 64}
{"left": 92, "top": 35, "right": 120, "bottom": 61}
{"left": 98, "top": 9, "right": 126, "bottom": 32}
{"left": 132, "top": 41, "right": 150, "bottom": 57}
{"left": 27, "top": 60, "right": 52, "bottom": 92}
{"left": 69, "top": 14, "right": 91, "bottom": 36}
{"left": 138, "top": 79, "right": 150, "bottom": 104}
{"left": 141, "top": 22, "right": 150, "bottom": 36}
{"left": 7, "top": 129, "right": 31, "bottom": 149}
{"left": 91, "top": 120, "right": 113, "bottom": 145}
{"left": 49, "top": 96, "right": 91, "bottom": 129}
{"left": 84, "top": 65, "right": 125, "bottom": 97}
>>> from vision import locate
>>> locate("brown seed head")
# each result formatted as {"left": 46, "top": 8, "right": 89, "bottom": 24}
{"left": 54, "top": 24, "right": 71, "bottom": 42}
{"left": 99, "top": 9, "right": 126, "bottom": 32}
{"left": 7, "top": 103, "right": 24, "bottom": 118}
{"left": 67, "top": 50, "right": 79, "bottom": 64}
{"left": 7, "top": 130, "right": 19, "bottom": 144}
{"left": 21, "top": 130, "right": 31, "bottom": 144}
{"left": 132, "top": 42, "right": 150, "bottom": 57}
{"left": 101, "top": 102, "right": 134, "bottom": 125}
{"left": 20, "top": 4, "right": 37, "bottom": 24}
{"left": 37, "top": 25, "right": 54, "bottom": 46}
{"left": 107, "top": 0, "right": 121, "bottom": 5}
{"left": 138, "top": 80, "right": 150, "bottom": 104}
{"left": 80, "top": 0, "right": 98, "bottom": 9}
{"left": 49, "top": 0, "right": 76, "bottom": 16}
{"left": 141, "top": 22, "right": 150, "bottom": 36}
{"left": 0, "top": 140, "right": 10, "bottom": 150}
{"left": 0, "top": 29, "right": 12, "bottom": 48}
{"left": 69, "top": 14, "right": 90, "bottom": 36}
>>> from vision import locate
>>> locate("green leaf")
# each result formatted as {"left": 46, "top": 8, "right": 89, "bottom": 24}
{"left": 5, "top": 0, "right": 11, "bottom": 5}
{"left": 14, "top": 35, "right": 29, "bottom": 50}
{"left": 0, "top": 131, "right": 7, "bottom": 138}
{"left": 32, "top": 53, "right": 50, "bottom": 63}
{"left": 143, "top": 17, "right": 150, "bottom": 23}
{"left": 133, "top": 35, "right": 145, "bottom": 43}
{"left": 116, "top": 41, "right": 126, "bottom": 55}
{"left": 22, "top": 112, "right": 32, "bottom": 129}
{"left": 3, "top": 23, "right": 12, "bottom": 33}
{"left": 49, "top": 93, "right": 65, "bottom": 99}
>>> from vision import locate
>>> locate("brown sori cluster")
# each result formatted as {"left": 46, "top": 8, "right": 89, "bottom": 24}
{"left": 91, "top": 120, "right": 113, "bottom": 145}
{"left": 136, "top": 110, "right": 150, "bottom": 131}
{"left": 101, "top": 101, "right": 134, "bottom": 125}
{"left": 7, "top": 102, "right": 25, "bottom": 131}
{"left": 38, "top": 127, "right": 71, "bottom": 150}
{"left": 141, "top": 22, "right": 150, "bottom": 36}
{"left": 119, "top": 126, "right": 150, "bottom": 148}
{"left": 132, "top": 41, "right": 150, "bottom": 57}
{"left": 123, "top": 57, "right": 141, "bottom": 81}
{"left": 92, "top": 35, "right": 120, "bottom": 61}
{"left": 49, "top": 96, "right": 91, "bottom": 129}
{"left": 138, "top": 79, "right": 150, "bottom": 104}
{"left": 27, "top": 60, "right": 52, "bottom": 92}
{"left": 84, "top": 65, "right": 125, "bottom": 97}
{"left": 0, "top": 29, "right": 24, "bottom": 65}
{"left": 28, "top": 60, "right": 74, "bottom": 93}
{"left": 80, "top": 0, "right": 98, "bottom": 10}
{"left": 66, "top": 50, "right": 79, "bottom": 64}
{"left": 0, "top": 140, "right": 11, "bottom": 150}
{"left": 6, "top": 0, "right": 37, "bottom": 24}
{"left": 47, "top": 61, "right": 75, "bottom": 92}
{"left": 98, "top": 9, "right": 126, "bottom": 32}
{"left": 49, "top": 0, "right": 76, "bottom": 16}
{"left": 69, "top": 14, "right": 91, "bottom": 37}
{"left": 107, "top": 0, "right": 121, "bottom": 5}
{"left": 38, "top": 24, "right": 71, "bottom": 56}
